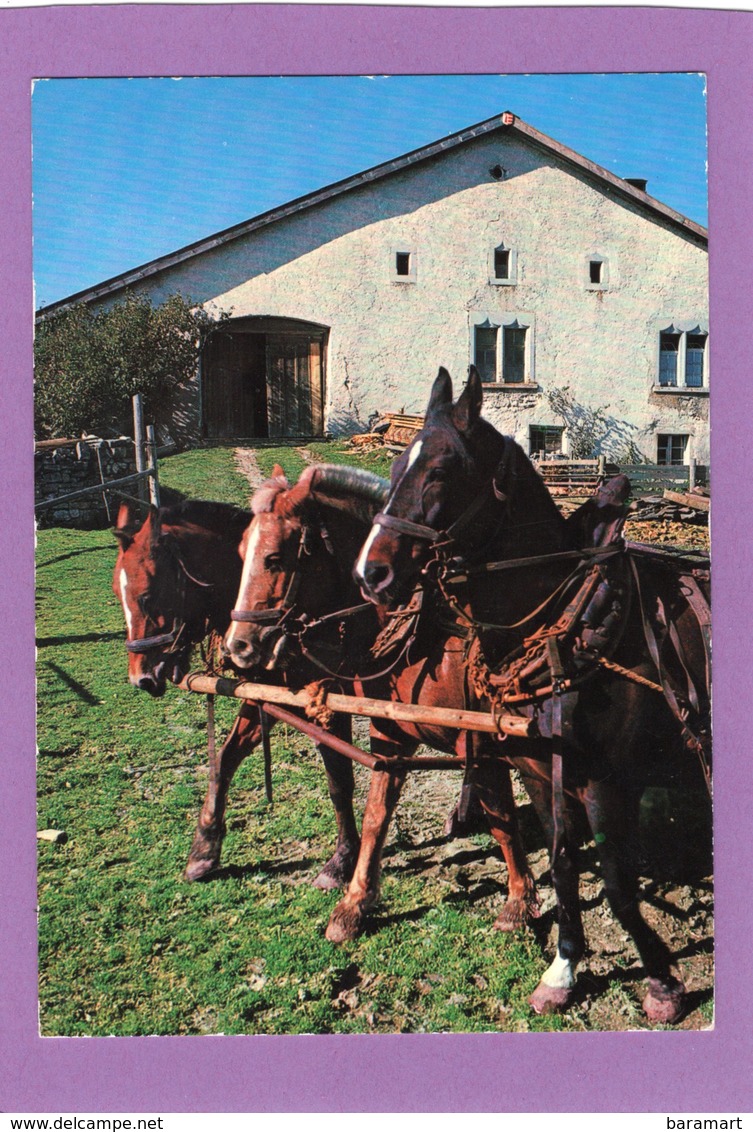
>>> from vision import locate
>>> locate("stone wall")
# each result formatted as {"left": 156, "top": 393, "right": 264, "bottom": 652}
{"left": 35, "top": 437, "right": 137, "bottom": 529}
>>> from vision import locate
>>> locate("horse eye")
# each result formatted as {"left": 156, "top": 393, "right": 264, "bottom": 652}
{"left": 264, "top": 554, "right": 283, "bottom": 571}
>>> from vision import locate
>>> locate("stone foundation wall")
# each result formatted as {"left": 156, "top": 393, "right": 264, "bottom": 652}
{"left": 35, "top": 437, "right": 137, "bottom": 529}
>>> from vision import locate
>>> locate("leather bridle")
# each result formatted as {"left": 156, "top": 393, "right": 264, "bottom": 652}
{"left": 229, "top": 519, "right": 332, "bottom": 629}
{"left": 125, "top": 544, "right": 214, "bottom": 655}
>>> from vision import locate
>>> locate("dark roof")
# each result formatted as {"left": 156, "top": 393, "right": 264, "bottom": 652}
{"left": 38, "top": 111, "right": 708, "bottom": 318}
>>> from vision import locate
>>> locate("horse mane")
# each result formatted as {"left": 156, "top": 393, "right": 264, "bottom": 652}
{"left": 158, "top": 498, "right": 251, "bottom": 537}
{"left": 252, "top": 464, "right": 389, "bottom": 521}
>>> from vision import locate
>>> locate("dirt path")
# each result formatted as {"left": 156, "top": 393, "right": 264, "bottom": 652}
{"left": 233, "top": 448, "right": 267, "bottom": 493}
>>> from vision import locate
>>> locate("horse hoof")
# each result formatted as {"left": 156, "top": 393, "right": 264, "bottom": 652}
{"left": 325, "top": 901, "right": 366, "bottom": 943}
{"left": 529, "top": 982, "right": 574, "bottom": 1015}
{"left": 493, "top": 899, "right": 533, "bottom": 932}
{"left": 642, "top": 978, "right": 686, "bottom": 1025}
{"left": 312, "top": 870, "right": 342, "bottom": 891}
{"left": 184, "top": 856, "right": 219, "bottom": 882}
{"left": 311, "top": 847, "right": 359, "bottom": 891}
{"left": 185, "top": 824, "right": 224, "bottom": 882}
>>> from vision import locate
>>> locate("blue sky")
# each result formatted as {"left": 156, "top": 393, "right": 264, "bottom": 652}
{"left": 32, "top": 73, "right": 708, "bottom": 309}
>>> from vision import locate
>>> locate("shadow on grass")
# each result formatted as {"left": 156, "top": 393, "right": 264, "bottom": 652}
{"left": 37, "top": 544, "right": 114, "bottom": 569}
{"left": 42, "top": 661, "right": 100, "bottom": 705}
{"left": 37, "top": 631, "right": 124, "bottom": 648}
{"left": 204, "top": 856, "right": 321, "bottom": 882}
{"left": 363, "top": 903, "right": 435, "bottom": 935}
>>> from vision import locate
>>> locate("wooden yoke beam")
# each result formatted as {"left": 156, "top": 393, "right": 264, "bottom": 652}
{"left": 179, "top": 672, "right": 531, "bottom": 739}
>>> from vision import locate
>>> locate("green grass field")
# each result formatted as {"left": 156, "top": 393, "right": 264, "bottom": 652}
{"left": 36, "top": 444, "right": 712, "bottom": 1035}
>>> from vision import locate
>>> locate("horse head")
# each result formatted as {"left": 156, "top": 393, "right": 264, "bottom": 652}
{"left": 113, "top": 498, "right": 246, "bottom": 695}
{"left": 224, "top": 463, "right": 387, "bottom": 671}
{"left": 354, "top": 368, "right": 502, "bottom": 605}
{"left": 354, "top": 367, "right": 569, "bottom": 608}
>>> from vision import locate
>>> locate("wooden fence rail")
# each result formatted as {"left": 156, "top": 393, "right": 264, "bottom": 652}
{"left": 35, "top": 395, "right": 160, "bottom": 517}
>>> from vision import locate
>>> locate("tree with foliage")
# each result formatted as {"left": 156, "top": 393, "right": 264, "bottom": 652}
{"left": 34, "top": 293, "right": 228, "bottom": 439}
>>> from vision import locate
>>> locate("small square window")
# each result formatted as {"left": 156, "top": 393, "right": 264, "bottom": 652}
{"left": 490, "top": 242, "right": 517, "bottom": 285}
{"left": 494, "top": 247, "right": 510, "bottom": 280}
{"left": 657, "top": 434, "right": 688, "bottom": 465}
{"left": 530, "top": 426, "right": 564, "bottom": 457}
{"left": 395, "top": 251, "right": 411, "bottom": 276}
{"left": 585, "top": 254, "right": 609, "bottom": 289}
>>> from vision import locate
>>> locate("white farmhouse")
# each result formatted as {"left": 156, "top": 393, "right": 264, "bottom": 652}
{"left": 41, "top": 111, "right": 708, "bottom": 465}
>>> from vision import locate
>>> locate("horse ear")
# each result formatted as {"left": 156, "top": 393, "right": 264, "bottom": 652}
{"left": 113, "top": 500, "right": 140, "bottom": 546}
{"left": 453, "top": 367, "right": 483, "bottom": 433}
{"left": 426, "top": 367, "right": 453, "bottom": 417}
{"left": 271, "top": 463, "right": 286, "bottom": 479}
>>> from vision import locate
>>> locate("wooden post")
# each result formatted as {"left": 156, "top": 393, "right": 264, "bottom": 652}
{"left": 132, "top": 394, "right": 146, "bottom": 502}
{"left": 146, "top": 424, "right": 160, "bottom": 509}
{"left": 689, "top": 458, "right": 697, "bottom": 493}
{"left": 598, "top": 454, "right": 606, "bottom": 482}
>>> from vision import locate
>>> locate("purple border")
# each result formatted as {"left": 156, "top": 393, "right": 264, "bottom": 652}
{"left": 2, "top": 4, "right": 752, "bottom": 1113}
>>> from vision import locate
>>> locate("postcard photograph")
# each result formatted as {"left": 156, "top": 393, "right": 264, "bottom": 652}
{"left": 33, "top": 71, "right": 712, "bottom": 1038}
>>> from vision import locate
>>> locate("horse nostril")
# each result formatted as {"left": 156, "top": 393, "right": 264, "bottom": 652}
{"left": 364, "top": 561, "right": 394, "bottom": 595}
{"left": 227, "top": 636, "right": 255, "bottom": 666}
{"left": 135, "top": 672, "right": 164, "bottom": 697}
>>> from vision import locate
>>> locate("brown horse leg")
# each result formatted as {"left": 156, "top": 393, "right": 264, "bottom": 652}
{"left": 325, "top": 736, "right": 410, "bottom": 943}
{"left": 312, "top": 714, "right": 361, "bottom": 890}
{"left": 581, "top": 782, "right": 686, "bottom": 1024}
{"left": 185, "top": 702, "right": 261, "bottom": 881}
{"left": 472, "top": 756, "right": 539, "bottom": 931}
{"left": 519, "top": 769, "right": 586, "bottom": 1014}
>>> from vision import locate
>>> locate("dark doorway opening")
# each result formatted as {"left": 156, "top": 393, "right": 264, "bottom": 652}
{"left": 202, "top": 317, "right": 327, "bottom": 439}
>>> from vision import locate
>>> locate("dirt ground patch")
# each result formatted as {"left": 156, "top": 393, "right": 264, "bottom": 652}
{"left": 340, "top": 715, "right": 713, "bottom": 1032}
{"left": 233, "top": 447, "right": 266, "bottom": 493}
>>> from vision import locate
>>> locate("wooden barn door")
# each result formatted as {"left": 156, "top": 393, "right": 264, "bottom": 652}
{"left": 202, "top": 332, "right": 268, "bottom": 439}
{"left": 266, "top": 334, "right": 324, "bottom": 438}
{"left": 202, "top": 320, "right": 326, "bottom": 439}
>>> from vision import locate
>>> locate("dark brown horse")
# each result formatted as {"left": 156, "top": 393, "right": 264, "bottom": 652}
{"left": 355, "top": 367, "right": 711, "bottom": 1024}
{"left": 224, "top": 465, "right": 540, "bottom": 941}
{"left": 112, "top": 493, "right": 363, "bottom": 888}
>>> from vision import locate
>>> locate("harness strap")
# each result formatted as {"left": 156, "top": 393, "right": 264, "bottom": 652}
{"left": 373, "top": 481, "right": 493, "bottom": 547}
{"left": 681, "top": 573, "right": 712, "bottom": 690}
{"left": 230, "top": 608, "right": 285, "bottom": 625}
{"left": 125, "top": 625, "right": 181, "bottom": 653}
{"left": 469, "top": 542, "right": 624, "bottom": 577}
{"left": 372, "top": 511, "right": 445, "bottom": 543}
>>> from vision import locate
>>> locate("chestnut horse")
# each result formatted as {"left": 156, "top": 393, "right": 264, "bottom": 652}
{"left": 224, "top": 465, "right": 540, "bottom": 941}
{"left": 355, "top": 366, "right": 711, "bottom": 1024}
{"left": 113, "top": 493, "right": 363, "bottom": 888}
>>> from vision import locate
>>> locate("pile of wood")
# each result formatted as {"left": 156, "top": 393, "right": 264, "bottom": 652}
{"left": 629, "top": 487, "right": 709, "bottom": 524}
{"left": 350, "top": 412, "right": 425, "bottom": 452}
